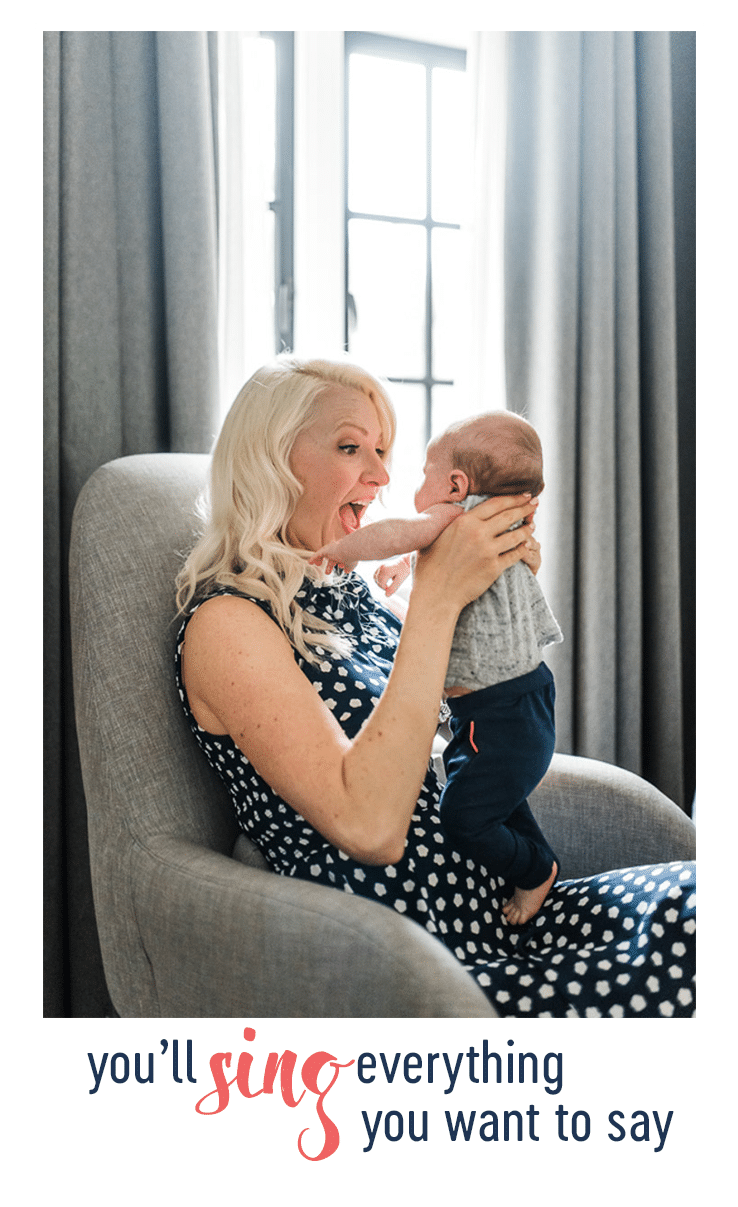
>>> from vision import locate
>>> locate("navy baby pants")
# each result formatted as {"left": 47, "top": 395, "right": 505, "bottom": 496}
{"left": 441, "top": 662, "right": 557, "bottom": 890}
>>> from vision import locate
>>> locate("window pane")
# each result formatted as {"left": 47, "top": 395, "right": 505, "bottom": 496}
{"left": 382, "top": 382, "right": 427, "bottom": 519}
{"left": 220, "top": 34, "right": 277, "bottom": 412}
{"left": 348, "top": 53, "right": 427, "bottom": 219}
{"left": 431, "top": 226, "right": 465, "bottom": 382}
{"left": 236, "top": 33, "right": 276, "bottom": 363}
{"left": 430, "top": 383, "right": 476, "bottom": 442}
{"left": 242, "top": 35, "right": 277, "bottom": 200}
{"left": 357, "top": 380, "right": 425, "bottom": 598}
{"left": 431, "top": 66, "right": 470, "bottom": 223}
{"left": 348, "top": 219, "right": 426, "bottom": 379}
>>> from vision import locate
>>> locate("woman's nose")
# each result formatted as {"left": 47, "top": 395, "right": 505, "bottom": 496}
{"left": 362, "top": 452, "right": 390, "bottom": 487}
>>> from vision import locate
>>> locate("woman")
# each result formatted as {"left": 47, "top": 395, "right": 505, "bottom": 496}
{"left": 175, "top": 354, "right": 695, "bottom": 1018}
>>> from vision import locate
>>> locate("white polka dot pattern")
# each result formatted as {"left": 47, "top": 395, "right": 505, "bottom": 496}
{"left": 176, "top": 575, "right": 696, "bottom": 1018}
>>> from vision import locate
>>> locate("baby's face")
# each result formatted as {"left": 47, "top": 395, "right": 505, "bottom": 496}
{"left": 414, "top": 437, "right": 456, "bottom": 512}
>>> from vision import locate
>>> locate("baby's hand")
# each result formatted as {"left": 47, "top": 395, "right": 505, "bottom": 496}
{"left": 374, "top": 555, "right": 412, "bottom": 596}
{"left": 519, "top": 518, "right": 541, "bottom": 576}
{"left": 309, "top": 542, "right": 358, "bottom": 574}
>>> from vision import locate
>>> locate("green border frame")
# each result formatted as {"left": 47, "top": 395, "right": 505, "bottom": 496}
{"left": 28, "top": 2, "right": 719, "bottom": 1197}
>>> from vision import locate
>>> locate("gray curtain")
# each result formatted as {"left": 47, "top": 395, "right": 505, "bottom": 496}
{"left": 504, "top": 32, "right": 695, "bottom": 812}
{"left": 44, "top": 31, "right": 221, "bottom": 1015}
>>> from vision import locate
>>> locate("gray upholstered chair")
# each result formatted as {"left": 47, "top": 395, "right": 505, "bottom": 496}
{"left": 69, "top": 454, "right": 696, "bottom": 1018}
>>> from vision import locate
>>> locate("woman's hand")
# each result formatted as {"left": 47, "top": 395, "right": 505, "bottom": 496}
{"left": 413, "top": 494, "right": 539, "bottom": 613}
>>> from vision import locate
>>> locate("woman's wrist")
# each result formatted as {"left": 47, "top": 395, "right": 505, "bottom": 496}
{"left": 409, "top": 559, "right": 471, "bottom": 632}
{"left": 403, "top": 577, "right": 461, "bottom": 636}
{"left": 388, "top": 588, "right": 458, "bottom": 733}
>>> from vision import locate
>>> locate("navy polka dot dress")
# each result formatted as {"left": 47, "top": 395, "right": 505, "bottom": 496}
{"left": 176, "top": 572, "right": 696, "bottom": 1018}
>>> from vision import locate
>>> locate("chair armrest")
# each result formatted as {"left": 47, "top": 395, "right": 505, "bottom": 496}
{"left": 132, "top": 835, "right": 497, "bottom": 1018}
{"left": 529, "top": 753, "right": 696, "bottom": 880}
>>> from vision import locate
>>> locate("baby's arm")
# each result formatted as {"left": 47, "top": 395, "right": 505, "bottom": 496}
{"left": 309, "top": 504, "right": 462, "bottom": 573}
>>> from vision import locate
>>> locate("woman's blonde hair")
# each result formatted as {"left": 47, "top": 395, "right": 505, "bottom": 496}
{"left": 175, "top": 353, "right": 396, "bottom": 662}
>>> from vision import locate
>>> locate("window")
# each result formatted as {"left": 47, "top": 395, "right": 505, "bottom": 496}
{"left": 220, "top": 31, "right": 475, "bottom": 523}
{"left": 217, "top": 31, "right": 294, "bottom": 408}
{"left": 345, "top": 34, "right": 469, "bottom": 517}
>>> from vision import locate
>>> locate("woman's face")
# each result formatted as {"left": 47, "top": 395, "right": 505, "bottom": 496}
{"left": 287, "top": 385, "right": 391, "bottom": 550}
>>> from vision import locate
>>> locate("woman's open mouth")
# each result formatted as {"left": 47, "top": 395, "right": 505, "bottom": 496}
{"left": 339, "top": 500, "right": 369, "bottom": 534}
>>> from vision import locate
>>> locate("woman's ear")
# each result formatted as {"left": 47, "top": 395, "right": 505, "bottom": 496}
{"left": 448, "top": 470, "right": 469, "bottom": 500}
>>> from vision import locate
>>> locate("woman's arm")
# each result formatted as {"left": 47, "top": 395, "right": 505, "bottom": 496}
{"left": 182, "top": 494, "right": 537, "bottom": 865}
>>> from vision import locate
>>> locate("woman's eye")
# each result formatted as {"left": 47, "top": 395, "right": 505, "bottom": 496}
{"left": 339, "top": 443, "right": 359, "bottom": 454}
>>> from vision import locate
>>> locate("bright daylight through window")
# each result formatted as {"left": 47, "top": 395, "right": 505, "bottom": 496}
{"left": 346, "top": 34, "right": 469, "bottom": 517}
{"left": 221, "top": 31, "right": 474, "bottom": 521}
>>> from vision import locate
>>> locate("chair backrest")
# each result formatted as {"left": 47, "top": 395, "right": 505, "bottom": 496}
{"left": 70, "top": 455, "right": 248, "bottom": 985}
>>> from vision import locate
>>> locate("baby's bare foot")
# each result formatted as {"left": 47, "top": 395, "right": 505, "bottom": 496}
{"left": 502, "top": 862, "right": 558, "bottom": 925}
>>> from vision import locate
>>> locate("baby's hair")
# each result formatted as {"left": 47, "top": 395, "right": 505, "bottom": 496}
{"left": 444, "top": 410, "right": 544, "bottom": 497}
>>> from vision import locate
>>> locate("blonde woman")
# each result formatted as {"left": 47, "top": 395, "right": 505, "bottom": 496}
{"left": 175, "top": 354, "right": 696, "bottom": 1018}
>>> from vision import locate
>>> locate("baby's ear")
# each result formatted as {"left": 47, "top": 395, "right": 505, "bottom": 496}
{"left": 448, "top": 470, "right": 469, "bottom": 500}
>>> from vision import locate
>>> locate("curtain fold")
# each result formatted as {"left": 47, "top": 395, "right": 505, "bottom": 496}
{"left": 500, "top": 31, "right": 695, "bottom": 811}
{"left": 44, "top": 31, "right": 220, "bottom": 1015}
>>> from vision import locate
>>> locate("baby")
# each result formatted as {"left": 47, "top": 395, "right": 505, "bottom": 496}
{"left": 311, "top": 411, "right": 563, "bottom": 925}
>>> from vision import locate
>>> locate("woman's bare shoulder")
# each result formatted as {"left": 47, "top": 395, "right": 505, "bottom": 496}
{"left": 181, "top": 591, "right": 360, "bottom": 844}
{"left": 182, "top": 592, "right": 297, "bottom": 732}
{"left": 185, "top": 590, "right": 276, "bottom": 634}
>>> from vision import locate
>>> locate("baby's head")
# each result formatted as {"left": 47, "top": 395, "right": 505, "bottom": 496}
{"left": 414, "top": 411, "right": 543, "bottom": 512}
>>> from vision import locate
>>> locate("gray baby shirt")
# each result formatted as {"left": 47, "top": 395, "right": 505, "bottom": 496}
{"left": 444, "top": 495, "right": 563, "bottom": 692}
